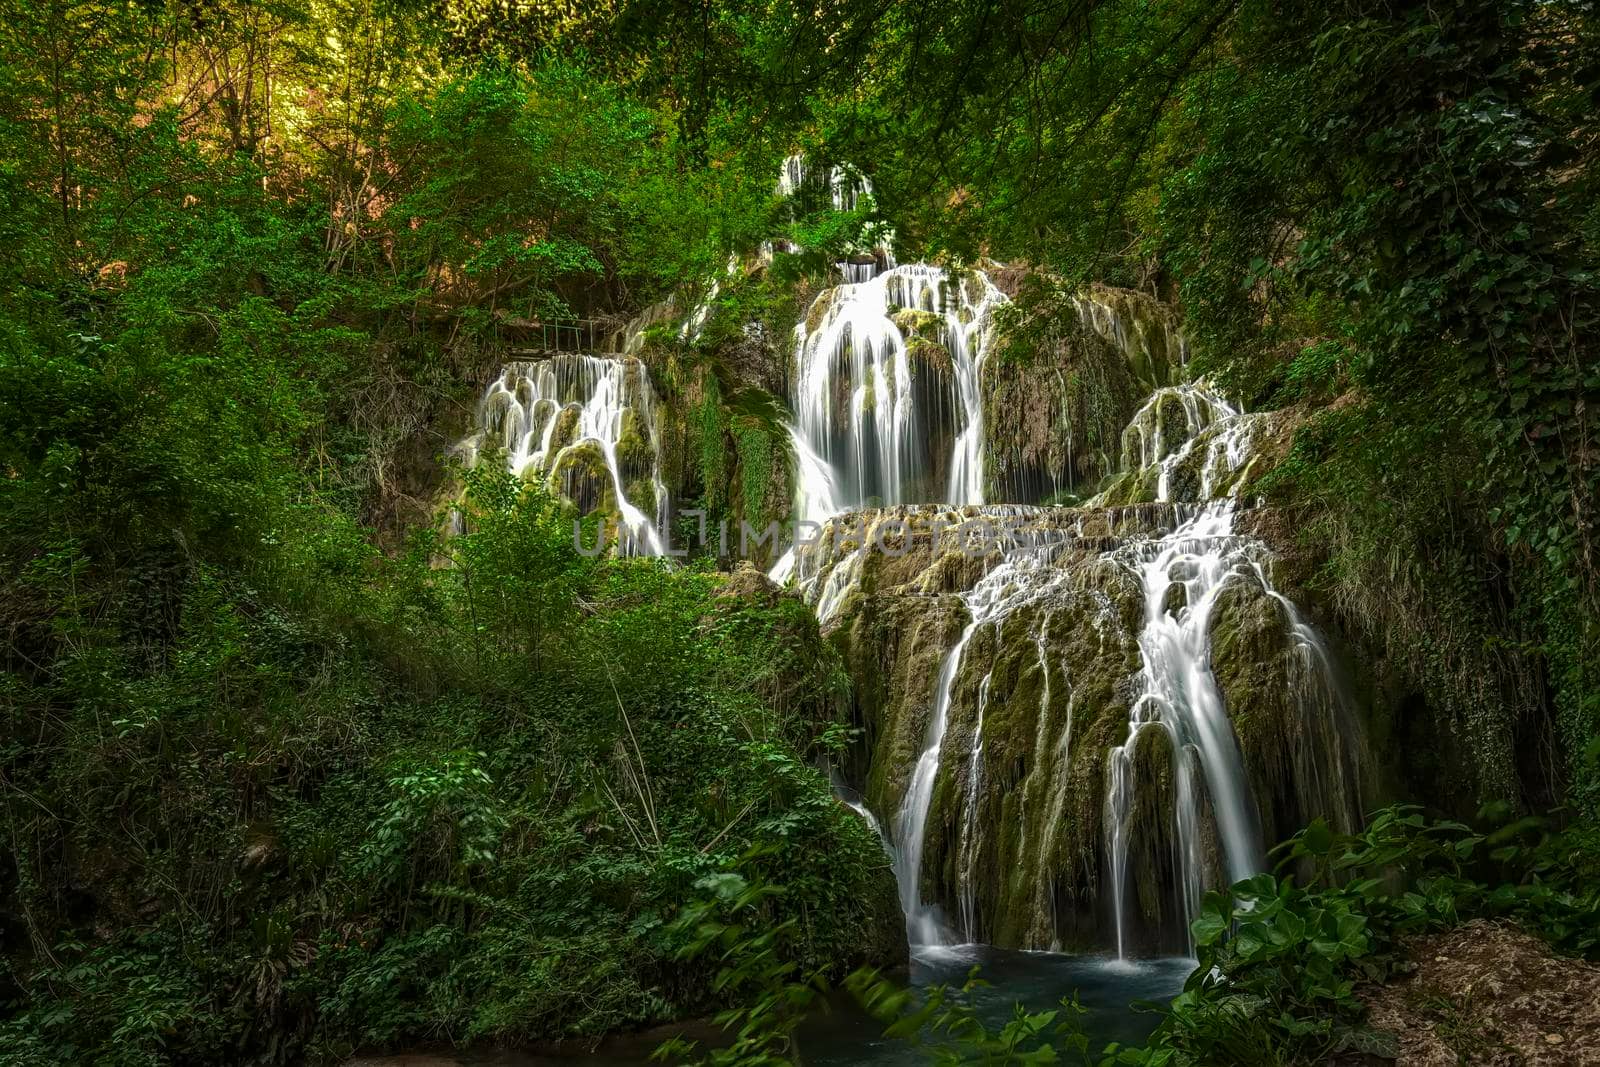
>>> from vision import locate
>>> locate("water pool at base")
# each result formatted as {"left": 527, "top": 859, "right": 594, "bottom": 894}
{"left": 800, "top": 946, "right": 1194, "bottom": 1064}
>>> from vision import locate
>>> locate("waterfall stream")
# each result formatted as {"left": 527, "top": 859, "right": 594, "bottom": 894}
{"left": 896, "top": 543, "right": 1074, "bottom": 946}
{"left": 789, "top": 373, "right": 1362, "bottom": 955}
{"left": 788, "top": 266, "right": 1005, "bottom": 524}
{"left": 770, "top": 263, "right": 1006, "bottom": 585}
{"left": 471, "top": 355, "right": 667, "bottom": 555}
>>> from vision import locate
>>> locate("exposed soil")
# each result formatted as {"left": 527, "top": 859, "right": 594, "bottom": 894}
{"left": 1360, "top": 919, "right": 1600, "bottom": 1065}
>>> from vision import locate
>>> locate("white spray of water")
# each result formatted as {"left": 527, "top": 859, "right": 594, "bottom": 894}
{"left": 474, "top": 355, "right": 666, "bottom": 555}
{"left": 896, "top": 540, "right": 1073, "bottom": 946}
{"left": 770, "top": 265, "right": 1006, "bottom": 583}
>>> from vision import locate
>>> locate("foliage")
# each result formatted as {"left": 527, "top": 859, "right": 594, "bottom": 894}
{"left": 0, "top": 456, "right": 889, "bottom": 1063}
{"left": 652, "top": 865, "right": 830, "bottom": 1067}
{"left": 0, "top": 1, "right": 913, "bottom": 1057}
{"left": 655, "top": 805, "right": 1600, "bottom": 1066}
{"left": 4, "top": 0, "right": 1600, "bottom": 1059}
{"left": 1119, "top": 803, "right": 1600, "bottom": 1065}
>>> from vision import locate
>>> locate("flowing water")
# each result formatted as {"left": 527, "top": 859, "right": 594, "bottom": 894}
{"left": 471, "top": 355, "right": 667, "bottom": 555}
{"left": 1103, "top": 504, "right": 1267, "bottom": 956}
{"left": 788, "top": 372, "right": 1361, "bottom": 960}
{"left": 786, "top": 265, "right": 1005, "bottom": 525}
{"left": 894, "top": 538, "right": 1075, "bottom": 945}
{"left": 800, "top": 948, "right": 1191, "bottom": 1064}
{"left": 1096, "top": 385, "right": 1362, "bottom": 956}
{"left": 770, "top": 264, "right": 1006, "bottom": 584}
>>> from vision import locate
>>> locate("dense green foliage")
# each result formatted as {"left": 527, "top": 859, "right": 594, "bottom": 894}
{"left": 0, "top": 457, "right": 894, "bottom": 1062}
{"left": 3, "top": 0, "right": 1599, "bottom": 1061}
{"left": 0, "top": 5, "right": 886, "bottom": 1059}
{"left": 680, "top": 803, "right": 1600, "bottom": 1065}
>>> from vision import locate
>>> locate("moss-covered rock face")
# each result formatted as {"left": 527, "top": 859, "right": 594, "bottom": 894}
{"left": 801, "top": 498, "right": 1374, "bottom": 956}
{"left": 547, "top": 404, "right": 583, "bottom": 455}
{"left": 977, "top": 281, "right": 1206, "bottom": 506}
{"left": 1075, "top": 285, "right": 1189, "bottom": 388}
{"left": 1208, "top": 570, "right": 1369, "bottom": 859}
{"left": 981, "top": 306, "right": 1144, "bottom": 504}
{"left": 550, "top": 440, "right": 616, "bottom": 519}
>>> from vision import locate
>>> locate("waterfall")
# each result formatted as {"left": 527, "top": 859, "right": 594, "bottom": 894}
{"left": 787, "top": 372, "right": 1363, "bottom": 958}
{"left": 956, "top": 673, "right": 992, "bottom": 941}
{"left": 771, "top": 264, "right": 1007, "bottom": 584}
{"left": 1104, "top": 504, "right": 1267, "bottom": 957}
{"left": 762, "top": 169, "right": 1362, "bottom": 955}
{"left": 895, "top": 538, "right": 1073, "bottom": 947}
{"left": 473, "top": 355, "right": 666, "bottom": 555}
{"left": 896, "top": 614, "right": 975, "bottom": 946}
{"left": 1100, "top": 383, "right": 1347, "bottom": 957}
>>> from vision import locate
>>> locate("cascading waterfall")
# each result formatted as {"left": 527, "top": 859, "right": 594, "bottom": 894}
{"left": 1104, "top": 505, "right": 1267, "bottom": 957}
{"left": 1100, "top": 383, "right": 1354, "bottom": 958}
{"left": 767, "top": 155, "right": 1361, "bottom": 958}
{"left": 473, "top": 355, "right": 666, "bottom": 555}
{"left": 771, "top": 265, "right": 1007, "bottom": 584}
{"left": 798, "top": 386, "right": 1365, "bottom": 963}
{"left": 895, "top": 534, "right": 1075, "bottom": 946}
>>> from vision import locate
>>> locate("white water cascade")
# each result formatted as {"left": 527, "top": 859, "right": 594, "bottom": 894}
{"left": 1101, "top": 383, "right": 1355, "bottom": 957}
{"left": 895, "top": 537, "right": 1074, "bottom": 946}
{"left": 789, "top": 373, "right": 1363, "bottom": 958}
{"left": 1104, "top": 505, "right": 1266, "bottom": 958}
{"left": 765, "top": 154, "right": 1360, "bottom": 955}
{"left": 770, "top": 265, "right": 1007, "bottom": 584}
{"left": 472, "top": 355, "right": 667, "bottom": 555}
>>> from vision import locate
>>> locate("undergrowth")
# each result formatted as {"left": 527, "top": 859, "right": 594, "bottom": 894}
{"left": 665, "top": 803, "right": 1600, "bottom": 1065}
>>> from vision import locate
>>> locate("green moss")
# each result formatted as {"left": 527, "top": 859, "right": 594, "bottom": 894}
{"left": 733, "top": 420, "right": 773, "bottom": 526}
{"left": 548, "top": 405, "right": 582, "bottom": 453}
{"left": 615, "top": 408, "right": 653, "bottom": 470}
{"left": 981, "top": 289, "right": 1144, "bottom": 500}
{"left": 1079, "top": 285, "right": 1187, "bottom": 388}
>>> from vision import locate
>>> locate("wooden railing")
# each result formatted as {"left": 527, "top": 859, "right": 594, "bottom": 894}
{"left": 504, "top": 317, "right": 615, "bottom": 357}
{"left": 467, "top": 317, "right": 628, "bottom": 385}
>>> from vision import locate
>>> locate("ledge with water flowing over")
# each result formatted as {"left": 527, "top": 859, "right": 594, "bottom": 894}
{"left": 460, "top": 354, "right": 669, "bottom": 555}
{"left": 795, "top": 389, "right": 1372, "bottom": 959}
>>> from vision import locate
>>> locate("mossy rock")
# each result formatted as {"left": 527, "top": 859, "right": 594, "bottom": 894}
{"left": 1078, "top": 285, "right": 1188, "bottom": 388}
{"left": 891, "top": 308, "right": 945, "bottom": 335}
{"left": 547, "top": 405, "right": 583, "bottom": 454}
{"left": 980, "top": 300, "right": 1143, "bottom": 502}
{"left": 809, "top": 499, "right": 1372, "bottom": 956}
{"left": 616, "top": 407, "right": 654, "bottom": 470}
{"left": 549, "top": 440, "right": 616, "bottom": 518}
